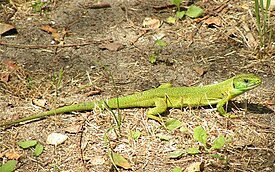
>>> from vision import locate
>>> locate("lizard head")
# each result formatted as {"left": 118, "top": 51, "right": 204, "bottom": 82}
{"left": 232, "top": 74, "right": 262, "bottom": 93}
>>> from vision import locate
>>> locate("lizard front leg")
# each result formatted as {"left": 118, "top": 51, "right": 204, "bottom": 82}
{"left": 216, "top": 94, "right": 238, "bottom": 118}
{"left": 147, "top": 98, "right": 167, "bottom": 121}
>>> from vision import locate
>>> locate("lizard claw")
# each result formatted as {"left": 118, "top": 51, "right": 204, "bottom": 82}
{"left": 222, "top": 113, "right": 238, "bottom": 118}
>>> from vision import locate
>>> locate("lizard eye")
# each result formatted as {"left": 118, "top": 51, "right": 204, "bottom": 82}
{"left": 244, "top": 79, "right": 249, "bottom": 83}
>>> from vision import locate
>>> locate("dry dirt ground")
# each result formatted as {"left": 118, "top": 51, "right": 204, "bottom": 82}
{"left": 0, "top": 0, "right": 275, "bottom": 171}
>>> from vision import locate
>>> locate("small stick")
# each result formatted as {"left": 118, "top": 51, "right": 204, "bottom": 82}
{"left": 0, "top": 41, "right": 90, "bottom": 49}
{"left": 80, "top": 2, "right": 111, "bottom": 9}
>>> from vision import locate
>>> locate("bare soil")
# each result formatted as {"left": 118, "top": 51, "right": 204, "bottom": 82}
{"left": 0, "top": 0, "right": 274, "bottom": 171}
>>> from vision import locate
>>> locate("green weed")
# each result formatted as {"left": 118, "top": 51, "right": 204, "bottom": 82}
{"left": 254, "top": 0, "right": 273, "bottom": 48}
{"left": 168, "top": 0, "right": 203, "bottom": 22}
{"left": 169, "top": 126, "right": 230, "bottom": 161}
{"left": 32, "top": 0, "right": 49, "bottom": 13}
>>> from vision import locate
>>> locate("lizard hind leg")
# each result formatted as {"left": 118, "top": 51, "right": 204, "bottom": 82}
{"left": 147, "top": 98, "right": 168, "bottom": 121}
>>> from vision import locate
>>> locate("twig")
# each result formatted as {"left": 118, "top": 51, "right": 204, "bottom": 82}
{"left": 79, "top": 2, "right": 111, "bottom": 9}
{"left": 153, "top": 4, "right": 176, "bottom": 10}
{"left": 0, "top": 41, "right": 91, "bottom": 49}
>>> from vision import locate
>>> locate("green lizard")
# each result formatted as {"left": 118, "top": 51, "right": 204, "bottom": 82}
{"left": 0, "top": 73, "right": 261, "bottom": 128}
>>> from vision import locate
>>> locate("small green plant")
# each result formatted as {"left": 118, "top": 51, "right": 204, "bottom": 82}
{"left": 104, "top": 130, "right": 131, "bottom": 171}
{"left": 172, "top": 166, "right": 183, "bottom": 172}
{"left": 0, "top": 140, "right": 43, "bottom": 171}
{"left": 165, "top": 118, "right": 182, "bottom": 130}
{"left": 18, "top": 140, "right": 44, "bottom": 157}
{"left": 156, "top": 133, "right": 171, "bottom": 141}
{"left": 32, "top": 0, "right": 50, "bottom": 13}
{"left": 101, "top": 66, "right": 131, "bottom": 170}
{"left": 149, "top": 54, "right": 157, "bottom": 64}
{"left": 100, "top": 64, "right": 124, "bottom": 132}
{"left": 26, "top": 76, "right": 34, "bottom": 89}
{"left": 148, "top": 39, "right": 167, "bottom": 64}
{"left": 191, "top": 126, "right": 227, "bottom": 153}
{"left": 51, "top": 68, "right": 64, "bottom": 97}
{"left": 254, "top": 0, "right": 273, "bottom": 48}
{"left": 168, "top": 0, "right": 203, "bottom": 23}
{"left": 129, "top": 130, "right": 141, "bottom": 141}
{"left": 0, "top": 160, "right": 17, "bottom": 172}
{"left": 171, "top": 0, "right": 182, "bottom": 12}
{"left": 169, "top": 126, "right": 229, "bottom": 160}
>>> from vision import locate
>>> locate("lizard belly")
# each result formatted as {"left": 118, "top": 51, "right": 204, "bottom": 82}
{"left": 166, "top": 96, "right": 222, "bottom": 108}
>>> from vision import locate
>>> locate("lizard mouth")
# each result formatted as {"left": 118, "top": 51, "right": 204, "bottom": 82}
{"left": 247, "top": 79, "right": 262, "bottom": 89}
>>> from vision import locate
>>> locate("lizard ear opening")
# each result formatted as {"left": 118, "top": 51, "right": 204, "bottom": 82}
{"left": 232, "top": 83, "right": 236, "bottom": 89}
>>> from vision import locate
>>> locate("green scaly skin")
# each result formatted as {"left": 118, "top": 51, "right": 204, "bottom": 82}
{"left": 0, "top": 73, "right": 262, "bottom": 128}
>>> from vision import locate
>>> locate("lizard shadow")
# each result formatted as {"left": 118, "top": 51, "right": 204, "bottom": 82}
{"left": 163, "top": 101, "right": 273, "bottom": 116}
{"left": 227, "top": 101, "right": 274, "bottom": 114}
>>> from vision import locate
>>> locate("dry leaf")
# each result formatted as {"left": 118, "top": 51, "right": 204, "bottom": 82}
{"left": 64, "top": 124, "right": 82, "bottom": 133}
{"left": 111, "top": 152, "right": 131, "bottom": 169}
{"left": 2, "top": 59, "right": 18, "bottom": 70}
{"left": 193, "top": 67, "right": 205, "bottom": 76}
{"left": 5, "top": 150, "right": 21, "bottom": 160}
{"left": 90, "top": 156, "right": 105, "bottom": 165}
{"left": 142, "top": 18, "right": 161, "bottom": 29}
{"left": 40, "top": 25, "right": 67, "bottom": 44}
{"left": 0, "top": 72, "right": 10, "bottom": 82}
{"left": 242, "top": 22, "right": 257, "bottom": 48}
{"left": 46, "top": 133, "right": 68, "bottom": 146}
{"left": 204, "top": 17, "right": 222, "bottom": 27}
{"left": 99, "top": 42, "right": 124, "bottom": 51}
{"left": 40, "top": 25, "right": 57, "bottom": 34}
{"left": 85, "top": 86, "right": 101, "bottom": 97}
{"left": 224, "top": 27, "right": 238, "bottom": 39}
{"left": 265, "top": 99, "right": 275, "bottom": 105}
{"left": 52, "top": 32, "right": 62, "bottom": 42}
{"left": 32, "top": 98, "right": 47, "bottom": 108}
{"left": 85, "top": 90, "right": 101, "bottom": 97}
{"left": 240, "top": 3, "right": 249, "bottom": 10}
{"left": 0, "top": 23, "right": 16, "bottom": 35}
{"left": 184, "top": 162, "right": 204, "bottom": 172}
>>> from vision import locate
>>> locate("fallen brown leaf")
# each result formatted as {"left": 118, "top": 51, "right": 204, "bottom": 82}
{"left": 90, "top": 156, "right": 106, "bottom": 165}
{"left": 2, "top": 59, "right": 18, "bottom": 70}
{"left": 184, "top": 162, "right": 204, "bottom": 172}
{"left": 0, "top": 72, "right": 10, "bottom": 82}
{"left": 84, "top": 86, "right": 102, "bottom": 97}
{"left": 193, "top": 67, "right": 206, "bottom": 76}
{"left": 0, "top": 23, "right": 16, "bottom": 35}
{"left": 5, "top": 150, "right": 21, "bottom": 160}
{"left": 32, "top": 98, "right": 47, "bottom": 108}
{"left": 64, "top": 124, "right": 82, "bottom": 133}
{"left": 204, "top": 17, "right": 222, "bottom": 27}
{"left": 142, "top": 17, "right": 162, "bottom": 29}
{"left": 111, "top": 152, "right": 131, "bottom": 169}
{"left": 265, "top": 99, "right": 275, "bottom": 105}
{"left": 40, "top": 25, "right": 57, "bottom": 34}
{"left": 52, "top": 32, "right": 61, "bottom": 42}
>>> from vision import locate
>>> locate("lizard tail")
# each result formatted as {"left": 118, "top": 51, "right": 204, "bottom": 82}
{"left": 0, "top": 101, "right": 98, "bottom": 128}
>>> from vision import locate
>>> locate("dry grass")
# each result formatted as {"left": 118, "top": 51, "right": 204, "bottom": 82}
{"left": 0, "top": 0, "right": 274, "bottom": 171}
